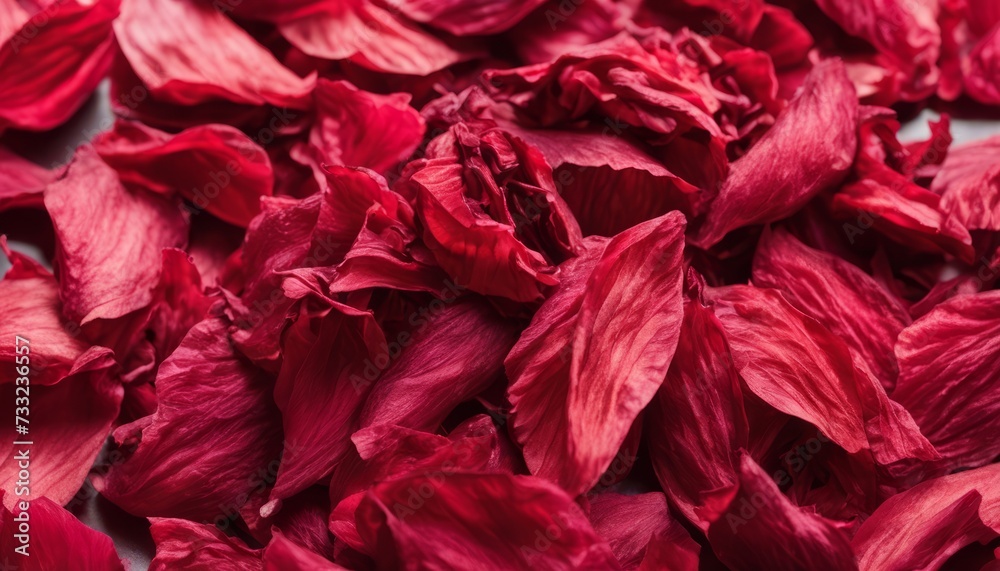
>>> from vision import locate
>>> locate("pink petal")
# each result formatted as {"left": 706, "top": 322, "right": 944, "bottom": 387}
{"left": 0, "top": 494, "right": 124, "bottom": 569}
{"left": 692, "top": 59, "right": 858, "bottom": 248}
{"left": 44, "top": 147, "right": 188, "bottom": 325}
{"left": 93, "top": 120, "right": 274, "bottom": 227}
{"left": 355, "top": 472, "right": 620, "bottom": 569}
{"left": 893, "top": 290, "right": 1000, "bottom": 469}
{"left": 96, "top": 317, "right": 283, "bottom": 520}
{"left": 0, "top": 347, "right": 121, "bottom": 509}
{"left": 507, "top": 212, "right": 686, "bottom": 496}
{"left": 752, "top": 227, "right": 911, "bottom": 390}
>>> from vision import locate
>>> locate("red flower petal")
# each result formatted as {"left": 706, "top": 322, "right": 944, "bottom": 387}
{"left": 115, "top": 0, "right": 314, "bottom": 108}
{"left": 505, "top": 125, "right": 703, "bottom": 236}
{"left": 852, "top": 463, "right": 1000, "bottom": 571}
{"left": 893, "top": 290, "right": 1000, "bottom": 469}
{"left": 507, "top": 212, "right": 686, "bottom": 496}
{"left": 706, "top": 452, "right": 857, "bottom": 571}
{"left": 706, "top": 284, "right": 937, "bottom": 465}
{"left": 292, "top": 80, "right": 424, "bottom": 180}
{"left": 588, "top": 492, "right": 700, "bottom": 570}
{"left": 96, "top": 317, "right": 283, "bottom": 520}
{"left": 0, "top": 0, "right": 118, "bottom": 131}
{"left": 405, "top": 123, "right": 582, "bottom": 302}
{"left": 264, "top": 532, "right": 346, "bottom": 571}
{"left": 355, "top": 472, "right": 619, "bottom": 569}
{"left": 93, "top": 120, "right": 274, "bottom": 227}
{"left": 932, "top": 134, "right": 1000, "bottom": 231}
{"left": 813, "top": 0, "right": 940, "bottom": 101}
{"left": 0, "top": 347, "right": 121, "bottom": 509}
{"left": 266, "top": 301, "right": 385, "bottom": 505}
{"left": 0, "top": 240, "right": 87, "bottom": 385}
{"left": 278, "top": 1, "right": 472, "bottom": 76}
{"left": 358, "top": 298, "right": 519, "bottom": 432}
{"left": 393, "top": 0, "right": 547, "bottom": 36}
{"left": 752, "top": 227, "right": 912, "bottom": 390}
{"left": 0, "top": 494, "right": 124, "bottom": 570}
{"left": 330, "top": 416, "right": 512, "bottom": 551}
{"left": 148, "top": 518, "right": 262, "bottom": 571}
{"left": 831, "top": 178, "right": 975, "bottom": 264}
{"left": 0, "top": 147, "right": 51, "bottom": 212}
{"left": 692, "top": 59, "right": 858, "bottom": 248}
{"left": 44, "top": 148, "right": 188, "bottom": 325}
{"left": 648, "top": 281, "right": 748, "bottom": 531}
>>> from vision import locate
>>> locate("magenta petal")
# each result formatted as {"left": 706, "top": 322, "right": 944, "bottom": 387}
{"left": 0, "top": 494, "right": 124, "bottom": 570}
{"left": 707, "top": 452, "right": 857, "bottom": 571}
{"left": 507, "top": 212, "right": 686, "bottom": 496}
{"left": 45, "top": 147, "right": 188, "bottom": 325}
{"left": 355, "top": 472, "right": 620, "bottom": 569}
{"left": 97, "top": 317, "right": 283, "bottom": 520}
{"left": 692, "top": 59, "right": 857, "bottom": 248}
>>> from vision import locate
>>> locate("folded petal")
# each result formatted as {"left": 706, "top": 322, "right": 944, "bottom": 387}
{"left": 0, "top": 493, "right": 124, "bottom": 569}
{"left": 0, "top": 241, "right": 87, "bottom": 385}
{"left": 266, "top": 301, "right": 386, "bottom": 505}
{"left": 115, "top": 0, "right": 313, "bottom": 108}
{"left": 931, "top": 134, "right": 1000, "bottom": 231}
{"left": 892, "top": 290, "right": 1000, "bottom": 469}
{"left": 96, "top": 317, "right": 284, "bottom": 520}
{"left": 358, "top": 298, "right": 519, "bottom": 432}
{"left": 405, "top": 122, "right": 583, "bottom": 302}
{"left": 355, "top": 472, "right": 620, "bottom": 569}
{"left": 692, "top": 59, "right": 858, "bottom": 248}
{"left": 0, "top": 0, "right": 118, "bottom": 131}
{"left": 751, "top": 227, "right": 911, "bottom": 389}
{"left": 292, "top": 80, "right": 424, "bottom": 178}
{"left": 706, "top": 452, "right": 857, "bottom": 571}
{"left": 93, "top": 120, "right": 274, "bottom": 227}
{"left": 832, "top": 178, "right": 976, "bottom": 263}
{"left": 507, "top": 212, "right": 686, "bottom": 496}
{"left": 148, "top": 518, "right": 262, "bottom": 571}
{"left": 278, "top": 1, "right": 471, "bottom": 76}
{"left": 0, "top": 347, "right": 121, "bottom": 508}
{"left": 44, "top": 147, "right": 188, "bottom": 325}
{"left": 588, "top": 492, "right": 700, "bottom": 571}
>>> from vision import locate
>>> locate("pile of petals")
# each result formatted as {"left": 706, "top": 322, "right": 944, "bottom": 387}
{"left": 3, "top": 0, "right": 1000, "bottom": 569}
